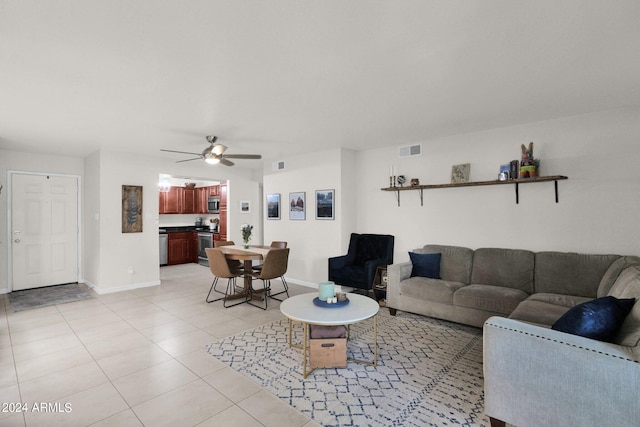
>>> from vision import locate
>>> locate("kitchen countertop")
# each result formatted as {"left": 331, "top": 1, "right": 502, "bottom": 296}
{"left": 159, "top": 226, "right": 219, "bottom": 234}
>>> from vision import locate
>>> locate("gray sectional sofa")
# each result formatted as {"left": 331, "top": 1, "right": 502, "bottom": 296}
{"left": 387, "top": 244, "right": 640, "bottom": 328}
{"left": 387, "top": 244, "right": 640, "bottom": 427}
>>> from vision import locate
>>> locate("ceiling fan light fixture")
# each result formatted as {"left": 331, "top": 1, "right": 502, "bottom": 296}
{"left": 211, "top": 144, "right": 227, "bottom": 156}
{"left": 205, "top": 157, "right": 220, "bottom": 165}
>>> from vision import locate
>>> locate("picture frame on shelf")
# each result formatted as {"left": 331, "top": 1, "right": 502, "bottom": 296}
{"left": 289, "top": 192, "right": 305, "bottom": 220}
{"left": 266, "top": 193, "right": 281, "bottom": 220}
{"left": 315, "top": 189, "right": 335, "bottom": 220}
{"left": 451, "top": 163, "right": 471, "bottom": 183}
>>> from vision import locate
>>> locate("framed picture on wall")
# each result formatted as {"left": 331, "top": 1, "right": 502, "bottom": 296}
{"left": 315, "top": 189, "right": 335, "bottom": 220}
{"left": 289, "top": 192, "right": 305, "bottom": 220}
{"left": 240, "top": 200, "right": 251, "bottom": 213}
{"left": 266, "top": 193, "right": 281, "bottom": 220}
{"left": 122, "top": 185, "right": 143, "bottom": 233}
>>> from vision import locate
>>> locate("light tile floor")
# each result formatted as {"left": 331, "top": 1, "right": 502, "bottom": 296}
{"left": 0, "top": 264, "right": 321, "bottom": 427}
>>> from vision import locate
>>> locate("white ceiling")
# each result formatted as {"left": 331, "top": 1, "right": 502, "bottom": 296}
{"left": 2, "top": 1, "right": 639, "bottom": 168}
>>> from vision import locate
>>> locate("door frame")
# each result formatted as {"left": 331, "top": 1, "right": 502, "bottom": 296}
{"left": 6, "top": 170, "right": 83, "bottom": 292}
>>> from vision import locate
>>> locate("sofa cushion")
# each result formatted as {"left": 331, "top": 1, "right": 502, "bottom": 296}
{"left": 535, "top": 252, "right": 619, "bottom": 298}
{"left": 607, "top": 265, "right": 640, "bottom": 346}
{"left": 470, "top": 248, "right": 534, "bottom": 293}
{"left": 398, "top": 277, "right": 466, "bottom": 305}
{"left": 551, "top": 296, "right": 636, "bottom": 342}
{"left": 419, "top": 245, "right": 473, "bottom": 284}
{"left": 508, "top": 294, "right": 592, "bottom": 327}
{"left": 409, "top": 252, "right": 441, "bottom": 279}
{"left": 597, "top": 255, "right": 640, "bottom": 298}
{"left": 454, "top": 284, "right": 529, "bottom": 315}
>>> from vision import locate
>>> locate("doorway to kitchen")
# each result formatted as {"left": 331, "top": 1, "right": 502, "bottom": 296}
{"left": 9, "top": 172, "right": 81, "bottom": 291}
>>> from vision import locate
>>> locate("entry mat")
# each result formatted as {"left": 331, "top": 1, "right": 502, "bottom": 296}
{"left": 9, "top": 283, "right": 93, "bottom": 312}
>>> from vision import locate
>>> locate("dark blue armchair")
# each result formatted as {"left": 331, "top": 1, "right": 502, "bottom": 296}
{"left": 328, "top": 233, "right": 394, "bottom": 291}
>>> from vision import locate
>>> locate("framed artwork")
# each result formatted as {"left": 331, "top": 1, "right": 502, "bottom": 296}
{"left": 451, "top": 163, "right": 471, "bottom": 183}
{"left": 240, "top": 200, "right": 251, "bottom": 213}
{"left": 289, "top": 192, "right": 305, "bottom": 220}
{"left": 122, "top": 185, "right": 143, "bottom": 233}
{"left": 266, "top": 193, "right": 281, "bottom": 220}
{"left": 315, "top": 189, "right": 335, "bottom": 220}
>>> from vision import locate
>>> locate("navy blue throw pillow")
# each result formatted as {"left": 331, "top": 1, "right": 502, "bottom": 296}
{"left": 551, "top": 296, "right": 636, "bottom": 342}
{"left": 409, "top": 252, "right": 441, "bottom": 279}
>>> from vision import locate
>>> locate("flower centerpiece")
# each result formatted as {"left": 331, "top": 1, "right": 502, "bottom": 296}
{"left": 241, "top": 224, "right": 253, "bottom": 249}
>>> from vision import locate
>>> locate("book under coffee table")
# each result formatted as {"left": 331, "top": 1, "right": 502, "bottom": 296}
{"left": 280, "top": 293, "right": 380, "bottom": 378}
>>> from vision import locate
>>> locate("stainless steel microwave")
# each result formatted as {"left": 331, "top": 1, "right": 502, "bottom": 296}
{"left": 207, "top": 196, "right": 220, "bottom": 213}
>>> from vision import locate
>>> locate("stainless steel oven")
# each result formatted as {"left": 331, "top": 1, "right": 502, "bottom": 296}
{"left": 198, "top": 232, "right": 213, "bottom": 266}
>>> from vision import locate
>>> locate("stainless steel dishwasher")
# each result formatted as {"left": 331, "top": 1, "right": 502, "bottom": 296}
{"left": 159, "top": 230, "right": 168, "bottom": 266}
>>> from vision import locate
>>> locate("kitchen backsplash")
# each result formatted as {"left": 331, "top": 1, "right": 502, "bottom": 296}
{"left": 159, "top": 213, "right": 220, "bottom": 227}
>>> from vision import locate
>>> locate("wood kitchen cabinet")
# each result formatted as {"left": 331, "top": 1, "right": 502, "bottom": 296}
{"left": 159, "top": 187, "right": 181, "bottom": 214}
{"left": 181, "top": 188, "right": 196, "bottom": 214}
{"left": 195, "top": 187, "right": 208, "bottom": 213}
{"left": 219, "top": 183, "right": 227, "bottom": 241}
{"left": 167, "top": 232, "right": 192, "bottom": 265}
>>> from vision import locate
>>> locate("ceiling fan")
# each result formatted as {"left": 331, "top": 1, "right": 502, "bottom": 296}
{"left": 161, "top": 135, "right": 262, "bottom": 166}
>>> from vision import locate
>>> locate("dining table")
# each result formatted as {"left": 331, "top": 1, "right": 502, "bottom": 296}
{"left": 216, "top": 245, "right": 273, "bottom": 301}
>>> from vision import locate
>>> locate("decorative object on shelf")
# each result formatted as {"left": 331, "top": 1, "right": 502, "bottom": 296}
{"left": 266, "top": 193, "right": 280, "bottom": 219}
{"left": 389, "top": 165, "right": 396, "bottom": 187}
{"left": 122, "top": 185, "right": 143, "bottom": 233}
{"left": 316, "top": 189, "right": 335, "bottom": 220}
{"left": 241, "top": 223, "right": 253, "bottom": 248}
{"left": 509, "top": 160, "right": 519, "bottom": 180}
{"left": 519, "top": 142, "right": 540, "bottom": 178}
{"left": 289, "top": 192, "right": 306, "bottom": 220}
{"left": 499, "top": 164, "right": 510, "bottom": 181}
{"left": 184, "top": 182, "right": 196, "bottom": 189}
{"left": 410, "top": 178, "right": 420, "bottom": 186}
{"left": 396, "top": 175, "right": 406, "bottom": 187}
{"left": 451, "top": 163, "right": 471, "bottom": 183}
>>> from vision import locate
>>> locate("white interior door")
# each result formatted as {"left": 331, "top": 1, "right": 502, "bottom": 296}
{"left": 11, "top": 173, "right": 79, "bottom": 291}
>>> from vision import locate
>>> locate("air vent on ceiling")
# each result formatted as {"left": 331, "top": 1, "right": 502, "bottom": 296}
{"left": 272, "top": 160, "right": 285, "bottom": 171}
{"left": 398, "top": 144, "right": 422, "bottom": 158}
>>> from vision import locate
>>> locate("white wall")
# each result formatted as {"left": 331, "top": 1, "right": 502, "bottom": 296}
{"left": 356, "top": 107, "right": 640, "bottom": 263}
{"left": 263, "top": 148, "right": 356, "bottom": 286}
{"left": 0, "top": 149, "right": 85, "bottom": 293}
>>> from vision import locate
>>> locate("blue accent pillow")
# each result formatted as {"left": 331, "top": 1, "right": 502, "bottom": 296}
{"left": 551, "top": 296, "right": 636, "bottom": 342}
{"left": 409, "top": 252, "right": 441, "bottom": 279}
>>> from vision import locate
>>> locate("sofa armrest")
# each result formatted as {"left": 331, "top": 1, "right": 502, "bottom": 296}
{"left": 387, "top": 262, "right": 413, "bottom": 308}
{"left": 484, "top": 316, "right": 640, "bottom": 427}
{"left": 328, "top": 254, "right": 350, "bottom": 270}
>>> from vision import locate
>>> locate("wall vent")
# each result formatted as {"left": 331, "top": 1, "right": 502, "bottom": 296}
{"left": 272, "top": 160, "right": 285, "bottom": 171}
{"left": 398, "top": 144, "right": 422, "bottom": 158}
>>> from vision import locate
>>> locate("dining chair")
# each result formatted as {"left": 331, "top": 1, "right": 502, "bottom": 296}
{"left": 205, "top": 248, "right": 246, "bottom": 308}
{"left": 252, "top": 242, "right": 289, "bottom": 298}
{"left": 248, "top": 248, "right": 290, "bottom": 310}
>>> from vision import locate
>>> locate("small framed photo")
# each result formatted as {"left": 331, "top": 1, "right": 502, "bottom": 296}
{"left": 266, "top": 193, "right": 281, "bottom": 220}
{"left": 289, "top": 192, "right": 305, "bottom": 220}
{"left": 451, "top": 163, "right": 471, "bottom": 183}
{"left": 239, "top": 200, "right": 251, "bottom": 214}
{"left": 315, "top": 189, "right": 334, "bottom": 220}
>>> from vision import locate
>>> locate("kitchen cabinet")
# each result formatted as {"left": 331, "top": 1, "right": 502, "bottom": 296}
{"left": 181, "top": 188, "right": 196, "bottom": 213}
{"left": 191, "top": 232, "right": 199, "bottom": 263}
{"left": 209, "top": 185, "right": 219, "bottom": 197}
{"left": 195, "top": 187, "right": 208, "bottom": 213}
{"left": 159, "top": 187, "right": 181, "bottom": 214}
{"left": 167, "top": 232, "right": 192, "bottom": 265}
{"left": 219, "top": 183, "right": 227, "bottom": 241}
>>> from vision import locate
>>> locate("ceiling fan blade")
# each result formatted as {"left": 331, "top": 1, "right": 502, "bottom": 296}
{"left": 223, "top": 154, "right": 262, "bottom": 159}
{"left": 176, "top": 157, "right": 202, "bottom": 163}
{"left": 219, "top": 158, "right": 235, "bottom": 166}
{"left": 161, "top": 149, "right": 203, "bottom": 156}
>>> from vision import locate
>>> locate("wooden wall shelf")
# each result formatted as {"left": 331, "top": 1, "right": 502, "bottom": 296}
{"left": 381, "top": 175, "right": 568, "bottom": 206}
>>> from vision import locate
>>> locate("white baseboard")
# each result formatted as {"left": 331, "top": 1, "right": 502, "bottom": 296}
{"left": 82, "top": 279, "right": 161, "bottom": 295}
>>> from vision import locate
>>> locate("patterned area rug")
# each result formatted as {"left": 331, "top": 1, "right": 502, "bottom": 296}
{"left": 9, "top": 283, "right": 92, "bottom": 312}
{"left": 206, "top": 309, "right": 489, "bottom": 427}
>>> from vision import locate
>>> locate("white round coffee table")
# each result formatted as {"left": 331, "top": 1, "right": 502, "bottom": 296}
{"left": 280, "top": 293, "right": 379, "bottom": 377}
